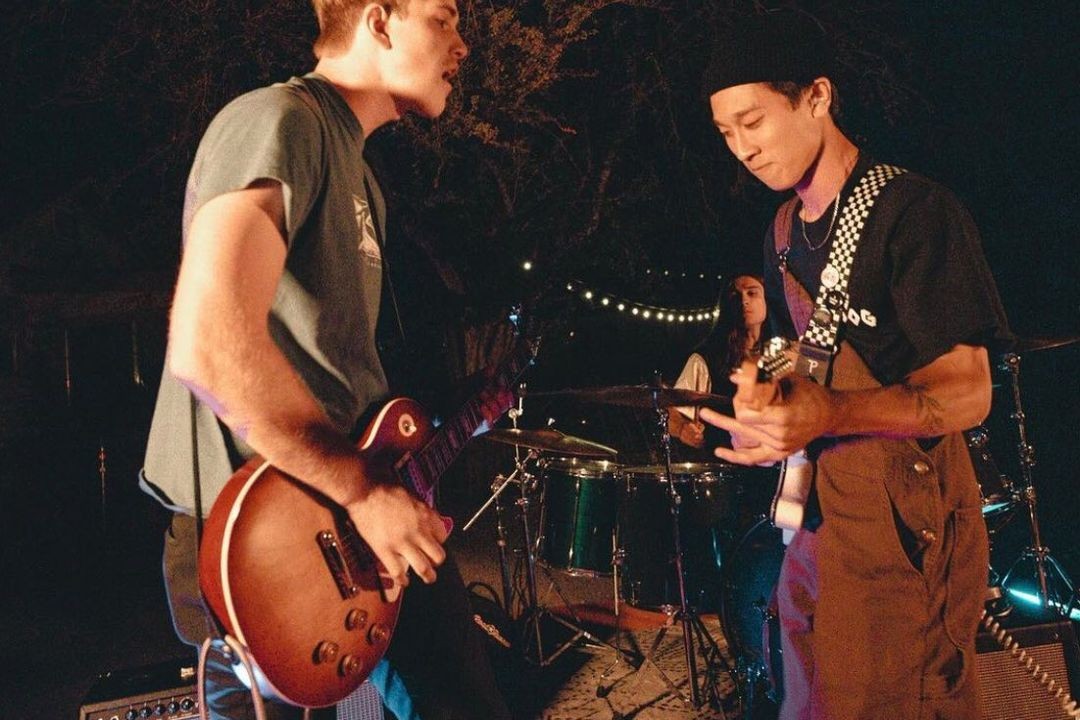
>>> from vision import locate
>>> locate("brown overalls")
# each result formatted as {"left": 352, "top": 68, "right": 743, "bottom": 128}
{"left": 773, "top": 198, "right": 989, "bottom": 720}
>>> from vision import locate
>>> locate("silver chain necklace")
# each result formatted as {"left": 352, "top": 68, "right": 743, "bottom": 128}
{"left": 799, "top": 191, "right": 841, "bottom": 251}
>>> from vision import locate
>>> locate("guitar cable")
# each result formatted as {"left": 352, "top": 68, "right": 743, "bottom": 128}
{"left": 980, "top": 608, "right": 1080, "bottom": 718}
{"left": 197, "top": 635, "right": 314, "bottom": 720}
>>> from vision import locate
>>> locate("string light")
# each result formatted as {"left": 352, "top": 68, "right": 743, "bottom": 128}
{"left": 563, "top": 279, "right": 720, "bottom": 324}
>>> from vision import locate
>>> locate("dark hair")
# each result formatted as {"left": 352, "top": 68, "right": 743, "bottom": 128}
{"left": 698, "top": 274, "right": 766, "bottom": 377}
{"left": 766, "top": 79, "right": 843, "bottom": 122}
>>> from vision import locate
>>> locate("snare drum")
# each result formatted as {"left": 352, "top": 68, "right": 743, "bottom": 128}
{"left": 539, "top": 457, "right": 620, "bottom": 576}
{"left": 617, "top": 463, "right": 743, "bottom": 612}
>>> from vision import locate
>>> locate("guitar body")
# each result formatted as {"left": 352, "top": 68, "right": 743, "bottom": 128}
{"left": 198, "top": 397, "right": 434, "bottom": 708}
{"left": 770, "top": 450, "right": 812, "bottom": 538}
{"left": 752, "top": 338, "right": 816, "bottom": 535}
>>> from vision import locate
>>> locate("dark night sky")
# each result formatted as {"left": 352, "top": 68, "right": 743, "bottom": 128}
{"left": 2, "top": 2, "right": 1076, "bottom": 332}
{"left": 1, "top": 2, "right": 1076, "bottom": 419}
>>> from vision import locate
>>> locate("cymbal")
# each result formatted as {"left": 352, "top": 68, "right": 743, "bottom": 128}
{"left": 480, "top": 428, "right": 618, "bottom": 458}
{"left": 1012, "top": 335, "right": 1080, "bottom": 354}
{"left": 526, "top": 385, "right": 733, "bottom": 412}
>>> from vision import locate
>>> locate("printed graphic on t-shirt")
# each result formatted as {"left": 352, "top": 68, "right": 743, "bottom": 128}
{"left": 353, "top": 195, "right": 381, "bottom": 269}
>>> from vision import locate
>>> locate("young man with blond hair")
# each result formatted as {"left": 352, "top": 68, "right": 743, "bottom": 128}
{"left": 142, "top": 1, "right": 511, "bottom": 716}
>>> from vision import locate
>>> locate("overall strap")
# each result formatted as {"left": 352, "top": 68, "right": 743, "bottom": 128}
{"left": 792, "top": 164, "right": 906, "bottom": 384}
{"left": 773, "top": 196, "right": 816, "bottom": 336}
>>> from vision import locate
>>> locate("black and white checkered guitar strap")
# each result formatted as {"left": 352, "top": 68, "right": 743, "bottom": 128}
{"left": 796, "top": 163, "right": 906, "bottom": 384}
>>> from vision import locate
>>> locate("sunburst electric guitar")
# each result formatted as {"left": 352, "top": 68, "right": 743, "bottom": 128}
{"left": 749, "top": 338, "right": 812, "bottom": 536}
{"left": 198, "top": 327, "right": 539, "bottom": 708}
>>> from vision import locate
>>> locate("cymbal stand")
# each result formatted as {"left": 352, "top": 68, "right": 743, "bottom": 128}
{"left": 469, "top": 392, "right": 633, "bottom": 666}
{"left": 515, "top": 461, "right": 634, "bottom": 667}
{"left": 463, "top": 391, "right": 530, "bottom": 611}
{"left": 598, "top": 388, "right": 730, "bottom": 712}
{"left": 998, "top": 352, "right": 1079, "bottom": 617}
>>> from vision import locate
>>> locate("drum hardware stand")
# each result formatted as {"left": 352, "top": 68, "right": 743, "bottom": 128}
{"left": 997, "top": 352, "right": 1079, "bottom": 618}
{"left": 597, "top": 386, "right": 732, "bottom": 713}
{"left": 463, "top": 461, "right": 533, "bottom": 611}
{"left": 463, "top": 389, "right": 534, "bottom": 611}
{"left": 516, "top": 460, "right": 635, "bottom": 667}
{"left": 466, "top": 391, "right": 633, "bottom": 667}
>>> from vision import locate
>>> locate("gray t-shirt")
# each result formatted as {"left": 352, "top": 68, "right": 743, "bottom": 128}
{"left": 141, "top": 74, "right": 389, "bottom": 515}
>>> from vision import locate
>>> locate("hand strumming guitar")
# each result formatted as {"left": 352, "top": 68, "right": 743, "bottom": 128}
{"left": 700, "top": 357, "right": 837, "bottom": 466}
{"left": 345, "top": 477, "right": 450, "bottom": 590}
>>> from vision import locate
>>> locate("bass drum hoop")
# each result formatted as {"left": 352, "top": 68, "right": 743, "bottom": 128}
{"left": 720, "top": 517, "right": 785, "bottom": 704}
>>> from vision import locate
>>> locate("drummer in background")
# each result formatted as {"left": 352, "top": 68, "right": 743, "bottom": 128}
{"left": 669, "top": 274, "right": 767, "bottom": 455}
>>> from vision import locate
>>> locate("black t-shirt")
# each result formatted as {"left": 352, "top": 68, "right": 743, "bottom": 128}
{"left": 763, "top": 153, "right": 1012, "bottom": 387}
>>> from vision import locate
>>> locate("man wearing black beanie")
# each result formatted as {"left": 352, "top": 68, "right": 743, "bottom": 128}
{"left": 698, "top": 10, "right": 1012, "bottom": 720}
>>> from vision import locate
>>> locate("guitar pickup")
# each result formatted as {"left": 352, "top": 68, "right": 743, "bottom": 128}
{"left": 317, "top": 530, "right": 360, "bottom": 599}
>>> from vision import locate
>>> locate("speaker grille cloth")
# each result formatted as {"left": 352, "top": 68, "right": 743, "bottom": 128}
{"left": 977, "top": 641, "right": 1072, "bottom": 720}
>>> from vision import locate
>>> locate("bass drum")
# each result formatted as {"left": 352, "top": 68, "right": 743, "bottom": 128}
{"left": 721, "top": 518, "right": 786, "bottom": 704}
{"left": 617, "top": 463, "right": 743, "bottom": 613}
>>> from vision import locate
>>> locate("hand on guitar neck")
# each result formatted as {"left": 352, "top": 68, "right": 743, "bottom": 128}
{"left": 700, "top": 338, "right": 836, "bottom": 534}
{"left": 699, "top": 340, "right": 836, "bottom": 467}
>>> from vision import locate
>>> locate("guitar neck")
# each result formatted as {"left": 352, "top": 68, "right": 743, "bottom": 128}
{"left": 399, "top": 342, "right": 534, "bottom": 500}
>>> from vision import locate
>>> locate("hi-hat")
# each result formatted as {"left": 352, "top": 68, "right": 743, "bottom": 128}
{"left": 1012, "top": 335, "right": 1080, "bottom": 354}
{"left": 480, "top": 427, "right": 618, "bottom": 458}
{"left": 526, "top": 385, "right": 732, "bottom": 412}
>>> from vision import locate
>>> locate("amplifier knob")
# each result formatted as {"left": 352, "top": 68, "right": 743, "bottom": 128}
{"left": 125, "top": 711, "right": 138, "bottom": 720}
{"left": 180, "top": 699, "right": 195, "bottom": 711}
{"left": 154, "top": 704, "right": 166, "bottom": 715}
{"left": 139, "top": 708, "right": 153, "bottom": 718}
{"left": 167, "top": 701, "right": 180, "bottom": 713}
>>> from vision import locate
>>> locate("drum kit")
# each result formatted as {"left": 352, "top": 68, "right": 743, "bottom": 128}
{"left": 462, "top": 383, "right": 770, "bottom": 712}
{"left": 461, "top": 335, "right": 1079, "bottom": 714}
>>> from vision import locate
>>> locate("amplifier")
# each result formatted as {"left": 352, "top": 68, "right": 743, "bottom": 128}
{"left": 78, "top": 658, "right": 200, "bottom": 720}
{"left": 976, "top": 619, "right": 1080, "bottom": 720}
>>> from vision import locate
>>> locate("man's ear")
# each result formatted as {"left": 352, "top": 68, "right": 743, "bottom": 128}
{"left": 807, "top": 77, "right": 832, "bottom": 117}
{"left": 358, "top": 2, "right": 392, "bottom": 49}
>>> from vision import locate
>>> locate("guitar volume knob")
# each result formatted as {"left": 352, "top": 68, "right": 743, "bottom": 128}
{"left": 368, "top": 623, "right": 390, "bottom": 645}
{"left": 345, "top": 608, "right": 369, "bottom": 631}
{"left": 315, "top": 640, "right": 340, "bottom": 664}
{"left": 339, "top": 654, "right": 365, "bottom": 676}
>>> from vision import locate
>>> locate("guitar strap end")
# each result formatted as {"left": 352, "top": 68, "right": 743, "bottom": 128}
{"left": 795, "top": 344, "right": 833, "bottom": 385}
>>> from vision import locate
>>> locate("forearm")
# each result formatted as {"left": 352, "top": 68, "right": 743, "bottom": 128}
{"left": 825, "top": 344, "right": 992, "bottom": 439}
{"left": 668, "top": 408, "right": 703, "bottom": 447}
{"left": 169, "top": 327, "right": 371, "bottom": 507}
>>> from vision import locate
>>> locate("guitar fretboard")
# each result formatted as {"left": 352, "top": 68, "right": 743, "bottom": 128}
{"left": 398, "top": 341, "right": 534, "bottom": 502}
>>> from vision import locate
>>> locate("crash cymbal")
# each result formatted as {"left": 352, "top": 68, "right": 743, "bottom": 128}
{"left": 1012, "top": 335, "right": 1080, "bottom": 354}
{"left": 480, "top": 427, "right": 618, "bottom": 458}
{"left": 526, "top": 385, "right": 732, "bottom": 412}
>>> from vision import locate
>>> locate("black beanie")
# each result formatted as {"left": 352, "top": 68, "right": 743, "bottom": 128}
{"left": 702, "top": 11, "right": 834, "bottom": 98}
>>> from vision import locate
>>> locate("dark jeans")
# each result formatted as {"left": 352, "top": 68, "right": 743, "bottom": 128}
{"left": 163, "top": 513, "right": 511, "bottom": 719}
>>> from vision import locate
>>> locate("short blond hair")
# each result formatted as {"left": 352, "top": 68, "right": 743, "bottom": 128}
{"left": 311, "top": 0, "right": 403, "bottom": 58}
